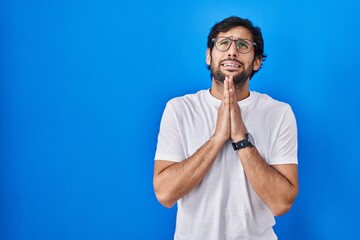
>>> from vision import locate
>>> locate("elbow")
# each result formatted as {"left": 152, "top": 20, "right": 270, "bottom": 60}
{"left": 154, "top": 190, "right": 176, "bottom": 208}
{"left": 271, "top": 189, "right": 298, "bottom": 216}
{"left": 153, "top": 181, "right": 176, "bottom": 208}
{"left": 271, "top": 202, "right": 293, "bottom": 216}
{"left": 158, "top": 198, "right": 176, "bottom": 208}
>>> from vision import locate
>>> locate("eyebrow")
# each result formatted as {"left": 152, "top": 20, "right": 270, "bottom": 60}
{"left": 218, "top": 35, "right": 236, "bottom": 39}
{"left": 217, "top": 35, "right": 253, "bottom": 40}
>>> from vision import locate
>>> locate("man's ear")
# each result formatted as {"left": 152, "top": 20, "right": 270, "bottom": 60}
{"left": 253, "top": 57, "right": 262, "bottom": 71}
{"left": 206, "top": 48, "right": 211, "bottom": 66}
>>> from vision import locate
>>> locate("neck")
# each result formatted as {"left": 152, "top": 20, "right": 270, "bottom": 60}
{"left": 210, "top": 78, "right": 250, "bottom": 101}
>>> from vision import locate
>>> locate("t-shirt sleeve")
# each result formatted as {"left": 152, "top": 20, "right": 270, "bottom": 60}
{"left": 269, "top": 105, "right": 298, "bottom": 165}
{"left": 154, "top": 100, "right": 186, "bottom": 162}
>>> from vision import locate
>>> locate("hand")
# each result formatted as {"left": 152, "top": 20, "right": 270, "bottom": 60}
{"left": 228, "top": 76, "right": 247, "bottom": 142}
{"left": 213, "top": 77, "right": 231, "bottom": 143}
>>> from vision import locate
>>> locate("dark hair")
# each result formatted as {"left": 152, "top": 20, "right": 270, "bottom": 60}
{"left": 207, "top": 16, "right": 267, "bottom": 78}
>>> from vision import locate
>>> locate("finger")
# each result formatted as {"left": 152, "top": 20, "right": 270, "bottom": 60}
{"left": 223, "top": 76, "right": 229, "bottom": 95}
{"left": 228, "top": 77, "right": 236, "bottom": 107}
{"left": 228, "top": 76, "right": 236, "bottom": 97}
{"left": 223, "top": 77, "right": 230, "bottom": 105}
{"left": 228, "top": 75, "right": 233, "bottom": 88}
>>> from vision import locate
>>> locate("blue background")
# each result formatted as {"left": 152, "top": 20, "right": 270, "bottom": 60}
{"left": 1, "top": 0, "right": 360, "bottom": 239}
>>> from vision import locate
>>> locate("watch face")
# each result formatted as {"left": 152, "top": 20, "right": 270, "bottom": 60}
{"left": 247, "top": 133, "right": 255, "bottom": 146}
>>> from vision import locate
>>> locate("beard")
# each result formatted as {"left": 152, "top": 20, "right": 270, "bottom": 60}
{"left": 210, "top": 59, "right": 253, "bottom": 88}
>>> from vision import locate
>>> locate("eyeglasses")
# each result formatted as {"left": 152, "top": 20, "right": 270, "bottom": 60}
{"left": 212, "top": 37, "right": 257, "bottom": 54}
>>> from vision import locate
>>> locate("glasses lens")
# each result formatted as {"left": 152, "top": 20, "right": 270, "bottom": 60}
{"left": 214, "top": 38, "right": 254, "bottom": 53}
{"left": 236, "top": 39, "right": 252, "bottom": 53}
{"left": 215, "top": 38, "right": 231, "bottom": 51}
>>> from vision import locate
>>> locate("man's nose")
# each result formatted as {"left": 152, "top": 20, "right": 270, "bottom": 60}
{"left": 227, "top": 41, "right": 238, "bottom": 58}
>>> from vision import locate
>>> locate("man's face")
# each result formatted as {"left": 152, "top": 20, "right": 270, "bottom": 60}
{"left": 206, "top": 26, "right": 261, "bottom": 87}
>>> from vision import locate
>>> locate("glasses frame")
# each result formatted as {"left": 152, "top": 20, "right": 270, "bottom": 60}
{"left": 212, "top": 37, "right": 257, "bottom": 54}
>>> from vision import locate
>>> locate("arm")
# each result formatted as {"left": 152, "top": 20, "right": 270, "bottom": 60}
{"left": 237, "top": 148, "right": 298, "bottom": 216}
{"left": 153, "top": 82, "right": 232, "bottom": 208}
{"left": 228, "top": 77, "right": 298, "bottom": 216}
{"left": 154, "top": 136, "right": 224, "bottom": 208}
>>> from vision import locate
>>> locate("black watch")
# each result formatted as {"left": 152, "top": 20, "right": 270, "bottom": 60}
{"left": 232, "top": 133, "right": 255, "bottom": 151}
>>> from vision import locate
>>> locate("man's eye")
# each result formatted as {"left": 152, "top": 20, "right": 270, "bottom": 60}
{"left": 237, "top": 41, "right": 249, "bottom": 49}
{"left": 219, "top": 40, "right": 230, "bottom": 45}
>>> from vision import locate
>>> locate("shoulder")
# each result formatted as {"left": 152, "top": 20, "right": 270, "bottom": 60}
{"left": 166, "top": 90, "right": 209, "bottom": 109}
{"left": 250, "top": 91, "right": 296, "bottom": 124}
{"left": 251, "top": 91, "right": 292, "bottom": 113}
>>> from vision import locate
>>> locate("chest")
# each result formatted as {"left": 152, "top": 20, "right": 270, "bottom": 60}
{"left": 176, "top": 103, "right": 276, "bottom": 162}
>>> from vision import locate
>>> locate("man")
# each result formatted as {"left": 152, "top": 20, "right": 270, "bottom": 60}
{"left": 153, "top": 16, "right": 298, "bottom": 239}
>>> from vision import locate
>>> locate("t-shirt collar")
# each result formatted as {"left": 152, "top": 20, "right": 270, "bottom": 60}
{"left": 205, "top": 88, "right": 254, "bottom": 108}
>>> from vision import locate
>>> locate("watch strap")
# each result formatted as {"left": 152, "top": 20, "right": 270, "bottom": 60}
{"left": 232, "top": 134, "right": 253, "bottom": 150}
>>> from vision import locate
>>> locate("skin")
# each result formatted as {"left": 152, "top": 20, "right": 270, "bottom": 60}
{"left": 153, "top": 26, "right": 298, "bottom": 216}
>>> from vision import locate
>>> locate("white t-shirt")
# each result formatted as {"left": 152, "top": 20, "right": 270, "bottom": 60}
{"left": 155, "top": 89, "right": 298, "bottom": 240}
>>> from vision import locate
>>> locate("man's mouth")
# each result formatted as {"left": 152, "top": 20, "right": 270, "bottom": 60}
{"left": 221, "top": 63, "right": 241, "bottom": 68}
{"left": 220, "top": 60, "right": 243, "bottom": 70}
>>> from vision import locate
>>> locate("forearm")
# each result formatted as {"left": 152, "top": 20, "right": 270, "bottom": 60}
{"left": 238, "top": 147, "right": 298, "bottom": 216}
{"left": 154, "top": 136, "right": 225, "bottom": 208}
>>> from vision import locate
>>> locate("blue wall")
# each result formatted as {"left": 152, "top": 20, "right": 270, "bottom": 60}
{"left": 1, "top": 0, "right": 360, "bottom": 239}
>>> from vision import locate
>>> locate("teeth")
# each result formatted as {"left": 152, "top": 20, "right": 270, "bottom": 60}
{"left": 222, "top": 63, "right": 240, "bottom": 68}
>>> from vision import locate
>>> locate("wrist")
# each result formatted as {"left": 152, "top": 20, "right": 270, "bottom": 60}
{"left": 232, "top": 133, "right": 255, "bottom": 151}
{"left": 231, "top": 133, "right": 246, "bottom": 143}
{"left": 210, "top": 134, "right": 228, "bottom": 146}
